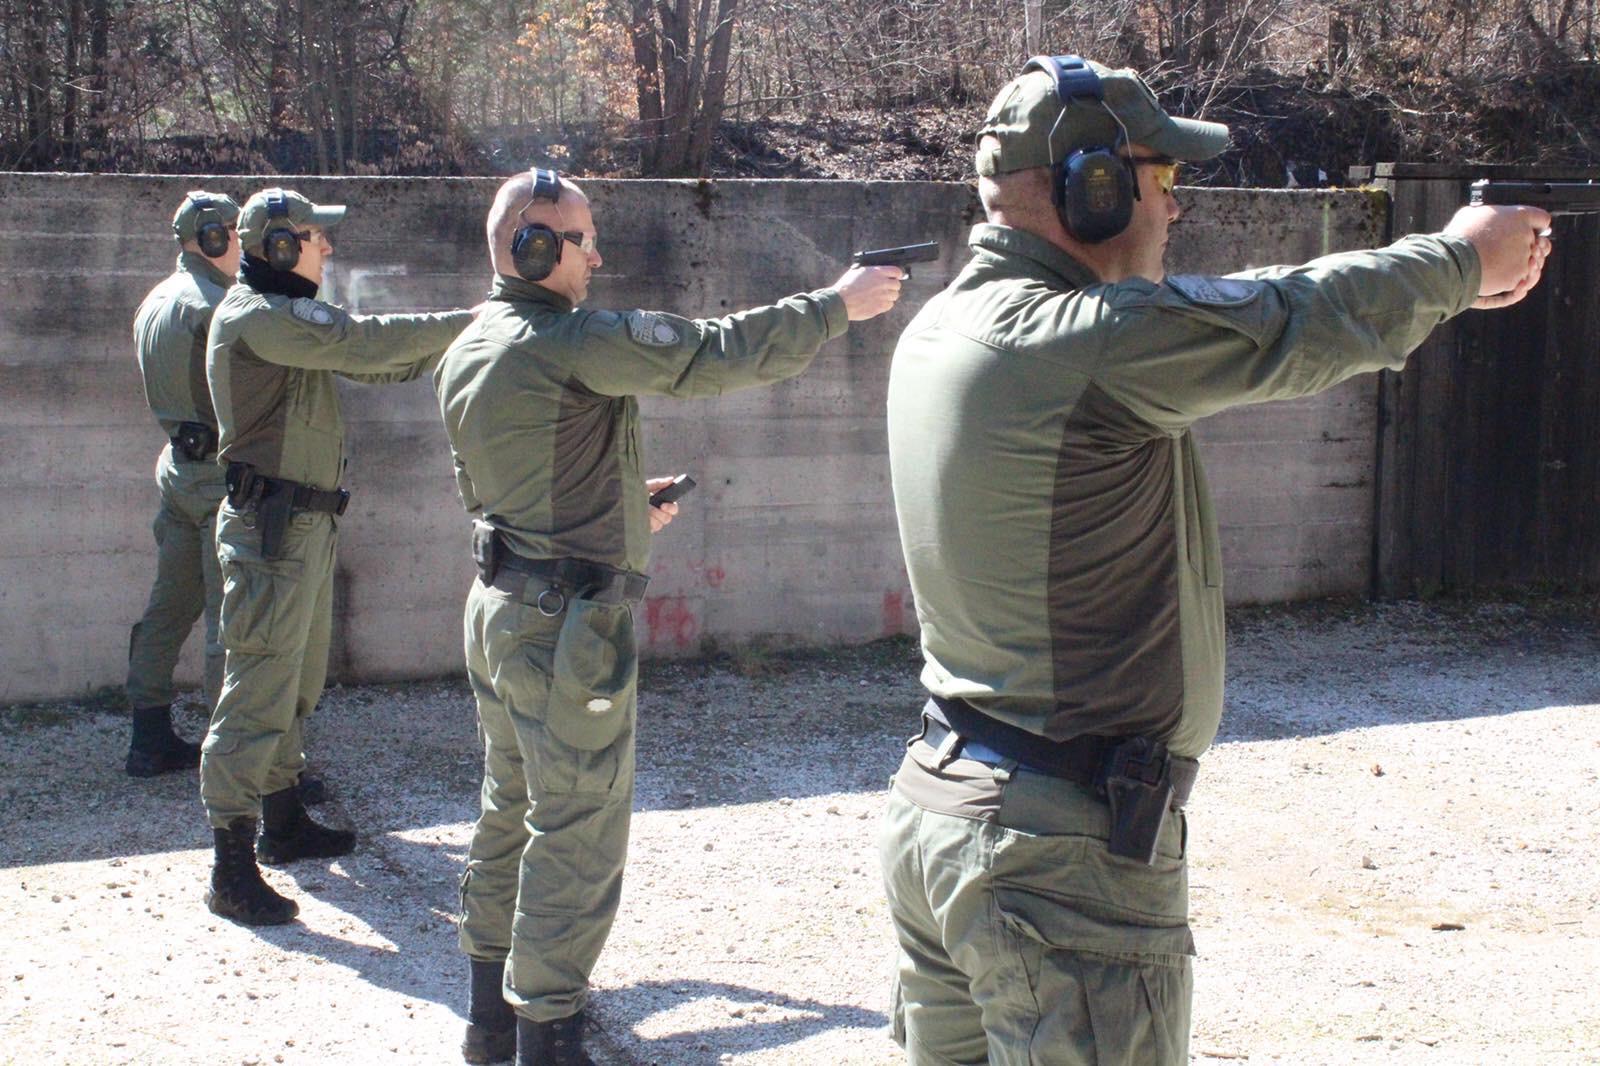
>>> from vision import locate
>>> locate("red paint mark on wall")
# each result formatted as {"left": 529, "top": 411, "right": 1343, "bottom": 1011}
{"left": 644, "top": 596, "right": 701, "bottom": 650}
{"left": 702, "top": 564, "right": 725, "bottom": 588}
{"left": 882, "top": 590, "right": 906, "bottom": 637}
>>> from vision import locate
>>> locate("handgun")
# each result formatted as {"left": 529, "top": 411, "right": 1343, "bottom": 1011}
{"left": 1469, "top": 179, "right": 1600, "bottom": 216}
{"left": 851, "top": 241, "right": 940, "bottom": 279}
{"left": 649, "top": 474, "right": 696, "bottom": 508}
{"left": 1470, "top": 179, "right": 1600, "bottom": 236}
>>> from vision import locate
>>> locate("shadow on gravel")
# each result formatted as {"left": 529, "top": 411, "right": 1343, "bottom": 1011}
{"left": 246, "top": 831, "right": 466, "bottom": 1013}
{"left": 5, "top": 599, "right": 1597, "bottom": 871}
{"left": 590, "top": 979, "right": 888, "bottom": 1064}
{"left": 1214, "top": 598, "right": 1600, "bottom": 743}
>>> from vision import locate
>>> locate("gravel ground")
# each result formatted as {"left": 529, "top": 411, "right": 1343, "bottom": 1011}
{"left": 1, "top": 595, "right": 1597, "bottom": 1066}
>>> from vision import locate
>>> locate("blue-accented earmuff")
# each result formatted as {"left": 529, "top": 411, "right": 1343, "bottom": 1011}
{"left": 1023, "top": 55, "right": 1138, "bottom": 244}
{"left": 510, "top": 168, "right": 564, "bottom": 282}
{"left": 186, "top": 192, "right": 231, "bottom": 259}
{"left": 261, "top": 189, "right": 301, "bottom": 272}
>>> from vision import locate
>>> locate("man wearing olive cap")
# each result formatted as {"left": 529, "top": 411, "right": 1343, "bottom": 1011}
{"left": 436, "top": 169, "right": 902, "bottom": 1065}
{"left": 124, "top": 191, "right": 242, "bottom": 777}
{"left": 200, "top": 187, "right": 476, "bottom": 926}
{"left": 879, "top": 55, "right": 1550, "bottom": 1062}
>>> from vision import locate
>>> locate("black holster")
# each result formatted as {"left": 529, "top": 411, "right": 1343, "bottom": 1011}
{"left": 1099, "top": 736, "right": 1176, "bottom": 865}
{"left": 227, "top": 462, "right": 350, "bottom": 562}
{"left": 172, "top": 421, "right": 218, "bottom": 462}
{"left": 253, "top": 483, "right": 295, "bottom": 561}
{"left": 471, "top": 519, "right": 502, "bottom": 583}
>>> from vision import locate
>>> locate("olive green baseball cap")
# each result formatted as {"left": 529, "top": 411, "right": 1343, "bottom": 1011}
{"left": 170, "top": 191, "right": 240, "bottom": 242}
{"left": 976, "top": 57, "right": 1230, "bottom": 176}
{"left": 236, "top": 188, "right": 346, "bottom": 255}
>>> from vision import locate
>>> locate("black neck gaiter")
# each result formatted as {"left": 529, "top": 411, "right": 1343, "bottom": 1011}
{"left": 239, "top": 253, "right": 320, "bottom": 300}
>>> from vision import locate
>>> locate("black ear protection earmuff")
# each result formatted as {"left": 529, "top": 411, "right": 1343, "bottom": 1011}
{"left": 186, "top": 192, "right": 231, "bottom": 259}
{"left": 509, "top": 168, "right": 565, "bottom": 281}
{"left": 261, "top": 189, "right": 302, "bottom": 272}
{"left": 1023, "top": 55, "right": 1139, "bottom": 244}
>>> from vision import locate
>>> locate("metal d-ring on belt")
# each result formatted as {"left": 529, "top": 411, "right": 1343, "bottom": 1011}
{"left": 488, "top": 554, "right": 650, "bottom": 615}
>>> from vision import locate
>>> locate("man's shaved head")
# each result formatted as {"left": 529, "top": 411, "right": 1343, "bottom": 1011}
{"left": 487, "top": 171, "right": 588, "bottom": 278}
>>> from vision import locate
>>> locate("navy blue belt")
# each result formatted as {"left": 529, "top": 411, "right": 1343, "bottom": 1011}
{"left": 921, "top": 697, "right": 1197, "bottom": 810}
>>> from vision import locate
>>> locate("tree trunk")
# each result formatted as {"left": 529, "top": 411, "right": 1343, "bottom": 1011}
{"left": 269, "top": 0, "right": 294, "bottom": 144}
{"left": 64, "top": 0, "right": 82, "bottom": 162}
{"left": 1197, "top": 0, "right": 1226, "bottom": 67}
{"left": 657, "top": 0, "right": 695, "bottom": 173}
{"left": 22, "top": 0, "right": 53, "bottom": 166}
{"left": 629, "top": 0, "right": 665, "bottom": 171}
{"left": 86, "top": 0, "right": 107, "bottom": 154}
{"left": 684, "top": 0, "right": 737, "bottom": 175}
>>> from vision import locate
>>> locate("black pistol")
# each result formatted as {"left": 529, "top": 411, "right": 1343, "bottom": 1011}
{"left": 1469, "top": 179, "right": 1600, "bottom": 217}
{"left": 852, "top": 241, "right": 940, "bottom": 279}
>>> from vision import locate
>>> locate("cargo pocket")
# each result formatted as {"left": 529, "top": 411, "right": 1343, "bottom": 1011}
{"left": 548, "top": 598, "right": 636, "bottom": 751}
{"left": 217, "top": 556, "right": 304, "bottom": 655}
{"left": 530, "top": 597, "right": 636, "bottom": 794}
{"left": 991, "top": 828, "right": 1194, "bottom": 1065}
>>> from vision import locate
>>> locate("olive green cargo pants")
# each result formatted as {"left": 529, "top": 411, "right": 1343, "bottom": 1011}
{"left": 879, "top": 742, "right": 1194, "bottom": 1065}
{"left": 457, "top": 578, "right": 637, "bottom": 1023}
{"left": 199, "top": 501, "right": 335, "bottom": 826}
{"left": 125, "top": 446, "right": 227, "bottom": 711}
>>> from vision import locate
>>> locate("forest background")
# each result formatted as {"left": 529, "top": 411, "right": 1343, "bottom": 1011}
{"left": 4, "top": 0, "right": 1598, "bottom": 186}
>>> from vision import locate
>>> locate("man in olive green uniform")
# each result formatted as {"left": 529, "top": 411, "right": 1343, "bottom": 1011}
{"left": 125, "top": 191, "right": 241, "bottom": 776}
{"left": 201, "top": 187, "right": 476, "bottom": 926}
{"left": 880, "top": 55, "right": 1551, "bottom": 1065}
{"left": 435, "top": 170, "right": 903, "bottom": 1065}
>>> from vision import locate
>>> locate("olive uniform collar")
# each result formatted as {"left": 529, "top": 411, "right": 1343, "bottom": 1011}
{"left": 967, "top": 223, "right": 1102, "bottom": 292}
{"left": 489, "top": 273, "right": 574, "bottom": 313}
{"left": 177, "top": 249, "right": 233, "bottom": 289}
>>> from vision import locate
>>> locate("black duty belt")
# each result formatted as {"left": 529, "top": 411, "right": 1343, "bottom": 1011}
{"left": 489, "top": 553, "right": 649, "bottom": 610}
{"left": 924, "top": 695, "right": 1197, "bottom": 811}
{"left": 226, "top": 463, "right": 349, "bottom": 515}
{"left": 226, "top": 462, "right": 349, "bottom": 560}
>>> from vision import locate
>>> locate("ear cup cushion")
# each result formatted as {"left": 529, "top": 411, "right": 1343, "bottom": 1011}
{"left": 511, "top": 223, "right": 561, "bottom": 281}
{"left": 196, "top": 220, "right": 229, "bottom": 259}
{"left": 263, "top": 226, "right": 300, "bottom": 271}
{"left": 1060, "top": 149, "right": 1135, "bottom": 243}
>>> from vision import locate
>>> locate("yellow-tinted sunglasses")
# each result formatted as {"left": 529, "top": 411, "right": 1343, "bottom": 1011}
{"left": 1127, "top": 155, "right": 1182, "bottom": 195}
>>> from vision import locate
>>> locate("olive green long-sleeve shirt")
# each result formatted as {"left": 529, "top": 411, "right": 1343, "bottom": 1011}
{"left": 134, "top": 251, "right": 232, "bottom": 438}
{"left": 888, "top": 223, "right": 1480, "bottom": 758}
{"left": 208, "top": 286, "right": 473, "bottom": 489}
{"left": 435, "top": 274, "right": 849, "bottom": 573}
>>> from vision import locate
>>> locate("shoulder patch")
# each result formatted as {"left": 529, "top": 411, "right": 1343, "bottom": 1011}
{"left": 289, "top": 297, "right": 337, "bottom": 326}
{"left": 627, "top": 310, "right": 680, "bottom": 347}
{"left": 1165, "top": 275, "right": 1261, "bottom": 308}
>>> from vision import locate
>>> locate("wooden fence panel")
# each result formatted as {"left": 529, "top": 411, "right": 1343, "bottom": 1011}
{"left": 1369, "top": 163, "right": 1600, "bottom": 596}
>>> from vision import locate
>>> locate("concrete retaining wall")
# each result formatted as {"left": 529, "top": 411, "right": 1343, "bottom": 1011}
{"left": 0, "top": 175, "right": 1387, "bottom": 702}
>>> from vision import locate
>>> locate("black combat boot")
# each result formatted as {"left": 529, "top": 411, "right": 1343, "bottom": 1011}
{"left": 256, "top": 785, "right": 356, "bottom": 865}
{"left": 297, "top": 767, "right": 331, "bottom": 806}
{"left": 125, "top": 704, "right": 201, "bottom": 777}
{"left": 206, "top": 817, "right": 299, "bottom": 925}
{"left": 516, "top": 1012, "right": 594, "bottom": 1066}
{"left": 462, "top": 957, "right": 516, "bottom": 1064}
